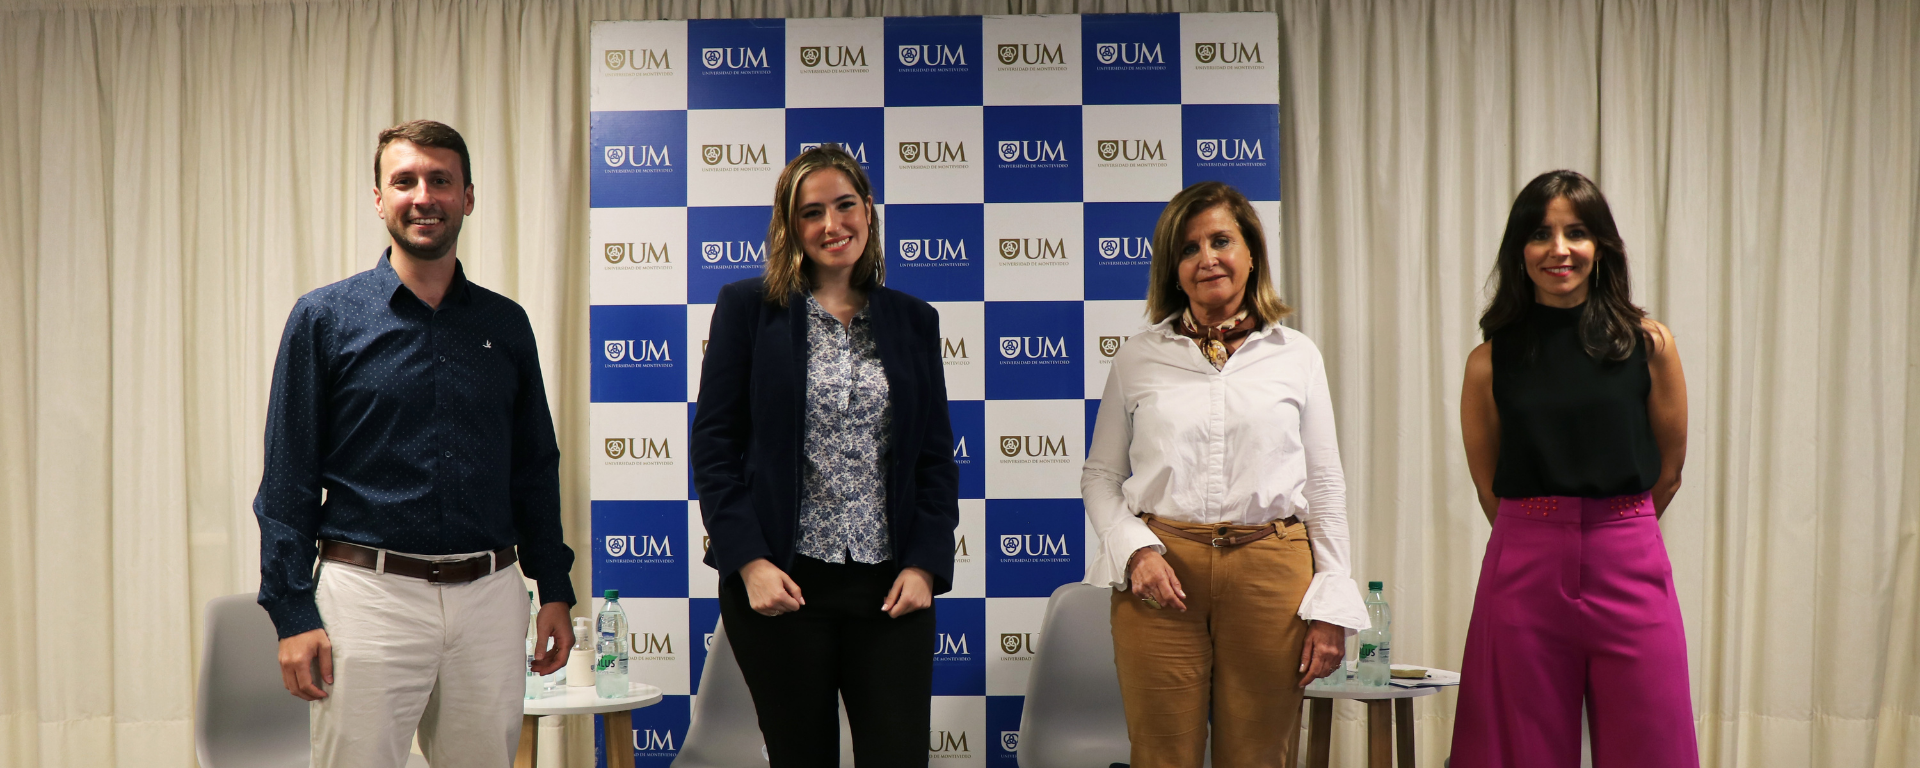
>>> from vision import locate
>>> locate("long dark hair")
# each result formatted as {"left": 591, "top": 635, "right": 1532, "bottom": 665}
{"left": 1479, "top": 170, "right": 1647, "bottom": 361}
{"left": 763, "top": 144, "right": 883, "bottom": 307}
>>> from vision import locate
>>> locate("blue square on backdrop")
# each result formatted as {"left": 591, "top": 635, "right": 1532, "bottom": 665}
{"left": 983, "top": 105, "right": 1081, "bottom": 203}
{"left": 1085, "top": 399, "right": 1101, "bottom": 454}
{"left": 688, "top": 598, "right": 721, "bottom": 695}
{"left": 1182, "top": 104, "right": 1282, "bottom": 201}
{"left": 948, "top": 400, "right": 984, "bottom": 499}
{"left": 986, "top": 499, "right": 1086, "bottom": 597}
{"left": 687, "top": 19, "right": 785, "bottom": 109}
{"left": 987, "top": 696, "right": 1025, "bottom": 764}
{"left": 687, "top": 206, "right": 774, "bottom": 304}
{"left": 1082, "top": 14, "right": 1181, "bottom": 105}
{"left": 932, "top": 597, "right": 985, "bottom": 696}
{"left": 591, "top": 305, "right": 687, "bottom": 402}
{"left": 786, "top": 108, "right": 887, "bottom": 204}
{"left": 884, "top": 16, "right": 983, "bottom": 107}
{"left": 591, "top": 111, "right": 687, "bottom": 208}
{"left": 1083, "top": 202, "right": 1162, "bottom": 300}
{"left": 600, "top": 694, "right": 689, "bottom": 767}
{"left": 591, "top": 501, "right": 689, "bottom": 598}
{"left": 885, "top": 204, "right": 983, "bottom": 302}
{"left": 984, "top": 302, "right": 1083, "bottom": 400}
{"left": 686, "top": 403, "right": 700, "bottom": 500}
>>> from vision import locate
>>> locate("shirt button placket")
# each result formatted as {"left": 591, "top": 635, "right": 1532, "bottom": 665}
{"left": 1207, "top": 375, "right": 1227, "bottom": 518}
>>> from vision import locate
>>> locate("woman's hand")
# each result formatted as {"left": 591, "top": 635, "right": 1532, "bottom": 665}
{"left": 740, "top": 558, "right": 804, "bottom": 616}
{"left": 882, "top": 566, "right": 934, "bottom": 618}
{"left": 1126, "top": 547, "right": 1187, "bottom": 612}
{"left": 1296, "top": 620, "right": 1345, "bottom": 687}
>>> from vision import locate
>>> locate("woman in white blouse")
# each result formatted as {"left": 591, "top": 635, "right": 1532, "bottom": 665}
{"left": 1082, "top": 181, "right": 1369, "bottom": 768}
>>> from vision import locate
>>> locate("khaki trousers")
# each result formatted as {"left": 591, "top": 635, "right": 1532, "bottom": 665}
{"left": 1111, "top": 517, "right": 1313, "bottom": 768}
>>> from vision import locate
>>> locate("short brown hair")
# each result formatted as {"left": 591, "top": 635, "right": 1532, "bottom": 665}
{"left": 374, "top": 120, "right": 472, "bottom": 188}
{"left": 762, "top": 145, "right": 883, "bottom": 307}
{"left": 1145, "top": 181, "right": 1292, "bottom": 325}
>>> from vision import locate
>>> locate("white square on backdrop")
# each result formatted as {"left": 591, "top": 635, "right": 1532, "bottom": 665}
{"left": 950, "top": 500, "right": 986, "bottom": 598}
{"left": 1081, "top": 105, "right": 1183, "bottom": 203}
{"left": 785, "top": 17, "right": 885, "bottom": 108}
{"left": 589, "top": 402, "right": 689, "bottom": 500}
{"left": 928, "top": 696, "right": 986, "bottom": 765}
{"left": 983, "top": 400, "right": 1084, "bottom": 499}
{"left": 687, "top": 501, "right": 718, "bottom": 598}
{"left": 686, "top": 109, "right": 784, "bottom": 207}
{"left": 927, "top": 301, "right": 985, "bottom": 401}
{"left": 685, "top": 303, "right": 715, "bottom": 403}
{"left": 591, "top": 21, "right": 688, "bottom": 112}
{"left": 982, "top": 15, "right": 1081, "bottom": 105}
{"left": 591, "top": 207, "right": 687, "bottom": 306}
{"left": 884, "top": 107, "right": 984, "bottom": 204}
{"left": 985, "top": 597, "right": 1049, "bottom": 696}
{"left": 984, "top": 203, "right": 1083, "bottom": 302}
{"left": 1178, "top": 12, "right": 1281, "bottom": 105}
{"left": 1083, "top": 300, "right": 1152, "bottom": 398}
{"left": 621, "top": 597, "right": 691, "bottom": 696}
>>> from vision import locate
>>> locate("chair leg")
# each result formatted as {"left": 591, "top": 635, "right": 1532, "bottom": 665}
{"left": 515, "top": 715, "right": 537, "bottom": 768}
{"left": 1395, "top": 698, "right": 1415, "bottom": 767}
{"left": 1308, "top": 698, "right": 1333, "bottom": 768}
{"left": 1367, "top": 700, "right": 1392, "bottom": 768}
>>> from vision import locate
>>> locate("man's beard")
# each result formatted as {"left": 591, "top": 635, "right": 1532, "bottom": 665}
{"left": 388, "top": 214, "right": 462, "bottom": 261}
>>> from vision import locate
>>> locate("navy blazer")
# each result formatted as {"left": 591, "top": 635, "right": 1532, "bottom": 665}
{"left": 691, "top": 277, "right": 961, "bottom": 593}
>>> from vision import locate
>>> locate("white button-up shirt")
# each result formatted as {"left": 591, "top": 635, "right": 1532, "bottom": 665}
{"left": 1081, "top": 316, "right": 1370, "bottom": 633}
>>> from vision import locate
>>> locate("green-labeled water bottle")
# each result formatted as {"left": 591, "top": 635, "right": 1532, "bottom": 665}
{"left": 595, "top": 589, "right": 630, "bottom": 699}
{"left": 1356, "top": 581, "right": 1392, "bottom": 686}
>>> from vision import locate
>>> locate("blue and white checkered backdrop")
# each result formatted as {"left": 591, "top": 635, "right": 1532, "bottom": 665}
{"left": 587, "top": 13, "right": 1281, "bottom": 765}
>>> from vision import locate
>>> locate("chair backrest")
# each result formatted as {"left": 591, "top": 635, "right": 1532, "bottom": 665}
{"left": 195, "top": 593, "right": 312, "bottom": 768}
{"left": 672, "top": 619, "right": 856, "bottom": 767}
{"left": 1016, "top": 582, "right": 1132, "bottom": 768}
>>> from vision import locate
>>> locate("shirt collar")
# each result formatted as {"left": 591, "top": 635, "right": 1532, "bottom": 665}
{"left": 376, "top": 247, "right": 473, "bottom": 308}
{"left": 804, "top": 293, "right": 870, "bottom": 323}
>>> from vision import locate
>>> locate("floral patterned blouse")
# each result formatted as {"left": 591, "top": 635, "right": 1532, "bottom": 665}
{"left": 794, "top": 295, "right": 894, "bottom": 564}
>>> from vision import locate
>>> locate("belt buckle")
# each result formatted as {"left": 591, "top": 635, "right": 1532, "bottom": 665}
{"left": 427, "top": 561, "right": 444, "bottom": 582}
{"left": 1211, "top": 528, "right": 1230, "bottom": 547}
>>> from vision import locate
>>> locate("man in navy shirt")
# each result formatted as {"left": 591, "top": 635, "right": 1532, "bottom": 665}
{"left": 254, "top": 120, "right": 574, "bottom": 767}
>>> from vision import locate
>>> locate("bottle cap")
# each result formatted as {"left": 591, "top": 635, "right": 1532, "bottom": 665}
{"left": 604, "top": 589, "right": 619, "bottom": 600}
{"left": 1369, "top": 580, "right": 1383, "bottom": 591}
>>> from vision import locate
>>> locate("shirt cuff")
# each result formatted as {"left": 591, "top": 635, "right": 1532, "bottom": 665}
{"left": 534, "top": 576, "right": 577, "bottom": 608}
{"left": 1096, "top": 519, "right": 1166, "bottom": 590}
{"left": 263, "top": 594, "right": 324, "bottom": 639}
{"left": 1296, "top": 573, "right": 1371, "bottom": 636}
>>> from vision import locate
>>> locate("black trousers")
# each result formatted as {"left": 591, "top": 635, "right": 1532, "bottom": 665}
{"left": 719, "top": 555, "right": 936, "bottom": 768}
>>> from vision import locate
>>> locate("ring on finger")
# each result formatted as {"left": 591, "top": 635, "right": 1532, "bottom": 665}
{"left": 1142, "top": 596, "right": 1162, "bottom": 610}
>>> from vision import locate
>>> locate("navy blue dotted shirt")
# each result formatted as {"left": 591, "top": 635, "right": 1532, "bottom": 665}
{"left": 254, "top": 250, "right": 575, "bottom": 638}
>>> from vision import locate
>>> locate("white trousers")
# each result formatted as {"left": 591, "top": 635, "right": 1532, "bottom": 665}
{"left": 311, "top": 554, "right": 528, "bottom": 768}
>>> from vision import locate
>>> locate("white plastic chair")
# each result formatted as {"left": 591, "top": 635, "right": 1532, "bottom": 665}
{"left": 1016, "top": 582, "right": 1134, "bottom": 768}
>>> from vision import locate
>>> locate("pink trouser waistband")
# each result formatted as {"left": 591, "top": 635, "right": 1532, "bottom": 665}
{"left": 1498, "top": 492, "right": 1653, "bottom": 524}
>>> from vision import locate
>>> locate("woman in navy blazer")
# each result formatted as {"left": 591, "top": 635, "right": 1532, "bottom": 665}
{"left": 691, "top": 144, "right": 959, "bottom": 767}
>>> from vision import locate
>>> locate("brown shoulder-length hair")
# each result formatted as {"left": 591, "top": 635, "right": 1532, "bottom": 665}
{"left": 1479, "top": 170, "right": 1648, "bottom": 361}
{"left": 1145, "top": 181, "right": 1292, "bottom": 325}
{"left": 762, "top": 144, "right": 883, "bottom": 307}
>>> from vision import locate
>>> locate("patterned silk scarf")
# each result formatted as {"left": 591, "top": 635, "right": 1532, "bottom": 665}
{"left": 1176, "top": 306, "right": 1258, "bottom": 370}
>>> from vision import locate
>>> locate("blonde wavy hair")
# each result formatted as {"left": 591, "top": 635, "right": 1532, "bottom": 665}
{"left": 762, "top": 144, "right": 883, "bottom": 307}
{"left": 1145, "top": 181, "right": 1292, "bottom": 325}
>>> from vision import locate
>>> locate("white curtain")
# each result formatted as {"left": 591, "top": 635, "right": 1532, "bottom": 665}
{"left": 0, "top": 1, "right": 1912, "bottom": 767}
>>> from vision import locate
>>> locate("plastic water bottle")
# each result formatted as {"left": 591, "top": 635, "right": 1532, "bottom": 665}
{"left": 524, "top": 590, "right": 540, "bottom": 699}
{"left": 595, "top": 589, "right": 630, "bottom": 699}
{"left": 1357, "top": 581, "right": 1392, "bottom": 686}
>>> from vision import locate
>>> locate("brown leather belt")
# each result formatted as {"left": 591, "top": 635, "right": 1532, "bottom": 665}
{"left": 1145, "top": 516, "right": 1300, "bottom": 548}
{"left": 320, "top": 540, "right": 516, "bottom": 584}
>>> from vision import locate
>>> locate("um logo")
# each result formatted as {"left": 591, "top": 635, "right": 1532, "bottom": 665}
{"left": 898, "top": 238, "right": 968, "bottom": 262}
{"left": 941, "top": 337, "right": 968, "bottom": 359}
{"left": 1095, "top": 42, "right": 1163, "bottom": 65}
{"left": 604, "top": 437, "right": 671, "bottom": 460}
{"left": 634, "top": 729, "right": 677, "bottom": 752}
{"left": 799, "top": 45, "right": 866, "bottom": 68}
{"left": 635, "top": 632, "right": 674, "bottom": 654}
{"left": 996, "top": 140, "right": 1067, "bottom": 164}
{"left": 998, "top": 435, "right": 1070, "bottom": 458}
{"left": 954, "top": 535, "right": 969, "bottom": 556}
{"left": 1001, "top": 731, "right": 1019, "bottom": 753}
{"left": 604, "top": 49, "right": 672, "bottom": 71}
{"left": 603, "top": 339, "right": 670, "bottom": 362}
{"left": 935, "top": 633, "right": 969, "bottom": 656}
{"left": 898, "top": 141, "right": 967, "bottom": 164}
{"left": 700, "top": 241, "right": 767, "bottom": 264}
{"left": 1099, "top": 336, "right": 1124, "bottom": 357}
{"left": 898, "top": 44, "right": 967, "bottom": 67}
{"left": 799, "top": 142, "right": 868, "bottom": 164}
{"left": 1194, "top": 41, "right": 1262, "bottom": 64}
{"left": 604, "top": 145, "right": 671, "bottom": 168}
{"left": 1195, "top": 139, "right": 1265, "bottom": 162}
{"left": 998, "top": 238, "right": 1067, "bottom": 261}
{"left": 1000, "top": 632, "right": 1036, "bottom": 654}
{"left": 603, "top": 534, "right": 672, "bottom": 558}
{"left": 952, "top": 437, "right": 969, "bottom": 459}
{"left": 929, "top": 730, "right": 970, "bottom": 753}
{"left": 997, "top": 43, "right": 1064, "bottom": 66}
{"left": 1097, "top": 236, "right": 1151, "bottom": 260}
{"left": 1096, "top": 139, "right": 1164, "bottom": 162}
{"left": 1000, "top": 533, "right": 1071, "bottom": 557}
{"left": 701, "top": 47, "right": 768, "bottom": 70}
{"left": 997, "top": 336, "right": 1069, "bottom": 359}
{"left": 701, "top": 144, "right": 769, "bottom": 166}
{"left": 604, "top": 242, "right": 670, "bottom": 264}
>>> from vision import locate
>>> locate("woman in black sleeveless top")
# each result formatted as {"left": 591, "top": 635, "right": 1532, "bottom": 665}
{"left": 1451, "top": 171, "right": 1696, "bottom": 768}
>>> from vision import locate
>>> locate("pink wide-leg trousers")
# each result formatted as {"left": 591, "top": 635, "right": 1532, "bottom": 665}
{"left": 1449, "top": 493, "right": 1699, "bottom": 768}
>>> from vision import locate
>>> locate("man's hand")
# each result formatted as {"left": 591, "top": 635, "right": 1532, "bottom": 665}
{"left": 531, "top": 601, "right": 571, "bottom": 675}
{"left": 278, "top": 628, "right": 333, "bottom": 701}
{"left": 882, "top": 567, "right": 934, "bottom": 618}
{"left": 1296, "top": 620, "right": 1346, "bottom": 687}
{"left": 741, "top": 558, "right": 804, "bottom": 616}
